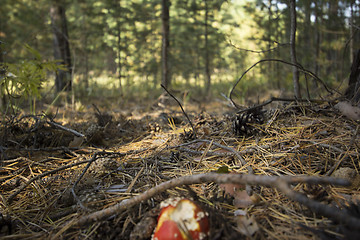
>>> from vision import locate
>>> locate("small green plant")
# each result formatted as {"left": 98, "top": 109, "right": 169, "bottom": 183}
{"left": 0, "top": 44, "right": 66, "bottom": 113}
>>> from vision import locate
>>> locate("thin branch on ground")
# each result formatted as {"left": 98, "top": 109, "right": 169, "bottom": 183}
{"left": 236, "top": 97, "right": 335, "bottom": 114}
{"left": 71, "top": 152, "right": 103, "bottom": 210}
{"left": 196, "top": 139, "right": 253, "bottom": 174}
{"left": 7, "top": 151, "right": 125, "bottom": 204}
{"left": 46, "top": 120, "right": 85, "bottom": 138}
{"left": 7, "top": 159, "right": 92, "bottom": 203}
{"left": 61, "top": 173, "right": 358, "bottom": 234}
{"left": 161, "top": 84, "right": 197, "bottom": 138}
{"left": 171, "top": 139, "right": 253, "bottom": 174}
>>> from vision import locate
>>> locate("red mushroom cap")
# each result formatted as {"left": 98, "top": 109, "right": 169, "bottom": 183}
{"left": 152, "top": 198, "right": 209, "bottom": 240}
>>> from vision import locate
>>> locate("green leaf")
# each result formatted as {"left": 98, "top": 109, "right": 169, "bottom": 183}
{"left": 24, "top": 44, "right": 42, "bottom": 61}
{"left": 215, "top": 166, "right": 229, "bottom": 173}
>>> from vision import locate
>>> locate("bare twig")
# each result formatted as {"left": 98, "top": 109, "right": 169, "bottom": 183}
{"left": 46, "top": 120, "right": 85, "bottom": 138}
{"left": 62, "top": 173, "right": 356, "bottom": 232}
{"left": 71, "top": 152, "right": 102, "bottom": 210}
{"left": 161, "top": 84, "right": 197, "bottom": 138}
{"left": 349, "top": 125, "right": 359, "bottom": 147}
{"left": 70, "top": 151, "right": 127, "bottom": 209}
{"left": 194, "top": 139, "right": 254, "bottom": 194}
{"left": 172, "top": 139, "right": 253, "bottom": 174}
{"left": 7, "top": 159, "right": 92, "bottom": 203}
{"left": 13, "top": 114, "right": 85, "bottom": 138}
{"left": 236, "top": 97, "right": 334, "bottom": 114}
{"left": 229, "top": 59, "right": 336, "bottom": 109}
{"left": 7, "top": 151, "right": 125, "bottom": 204}
{"left": 196, "top": 139, "right": 252, "bottom": 174}
{"left": 125, "top": 166, "right": 144, "bottom": 193}
{"left": 227, "top": 37, "right": 289, "bottom": 54}
{"left": 275, "top": 180, "right": 360, "bottom": 230}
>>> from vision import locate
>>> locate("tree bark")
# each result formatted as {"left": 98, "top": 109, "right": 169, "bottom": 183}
{"left": 314, "top": 1, "right": 320, "bottom": 77}
{"left": 50, "top": 1, "right": 72, "bottom": 92}
{"left": 345, "top": 49, "right": 360, "bottom": 105}
{"left": 350, "top": 0, "right": 355, "bottom": 63}
{"left": 289, "top": 0, "right": 301, "bottom": 98}
{"left": 116, "top": 0, "right": 122, "bottom": 94}
{"left": 204, "top": 0, "right": 211, "bottom": 96}
{"left": 161, "top": 0, "right": 170, "bottom": 88}
{"left": 0, "top": 42, "right": 5, "bottom": 109}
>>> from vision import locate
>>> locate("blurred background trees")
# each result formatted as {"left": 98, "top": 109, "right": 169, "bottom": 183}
{"left": 0, "top": 0, "right": 359, "bottom": 108}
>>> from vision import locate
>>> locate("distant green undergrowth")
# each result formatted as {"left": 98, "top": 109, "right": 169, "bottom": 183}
{"left": 0, "top": 44, "right": 65, "bottom": 113}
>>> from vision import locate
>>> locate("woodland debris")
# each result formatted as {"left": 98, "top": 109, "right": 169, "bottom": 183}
{"left": 1, "top": 101, "right": 359, "bottom": 239}
{"left": 66, "top": 173, "right": 353, "bottom": 229}
{"left": 334, "top": 101, "right": 360, "bottom": 121}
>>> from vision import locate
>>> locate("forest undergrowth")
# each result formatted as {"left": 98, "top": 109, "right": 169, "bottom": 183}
{"left": 0, "top": 94, "right": 359, "bottom": 239}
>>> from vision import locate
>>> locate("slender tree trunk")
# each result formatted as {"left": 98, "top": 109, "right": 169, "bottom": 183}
{"left": 303, "top": 0, "right": 311, "bottom": 69}
{"left": 0, "top": 42, "right": 5, "bottom": 109}
{"left": 115, "top": 0, "right": 122, "bottom": 94}
{"left": 204, "top": 0, "right": 211, "bottom": 96}
{"left": 345, "top": 49, "right": 360, "bottom": 105}
{"left": 84, "top": 34, "right": 89, "bottom": 90}
{"left": 50, "top": 1, "right": 72, "bottom": 92}
{"left": 267, "top": 0, "right": 275, "bottom": 88}
{"left": 161, "top": 0, "right": 170, "bottom": 88}
{"left": 289, "top": 0, "right": 301, "bottom": 98}
{"left": 350, "top": 0, "right": 355, "bottom": 63}
{"left": 81, "top": 13, "right": 89, "bottom": 90}
{"left": 314, "top": 1, "right": 319, "bottom": 76}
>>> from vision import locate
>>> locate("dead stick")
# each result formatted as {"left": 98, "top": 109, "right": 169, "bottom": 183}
{"left": 7, "top": 159, "right": 92, "bottom": 203}
{"left": 174, "top": 139, "right": 253, "bottom": 174}
{"left": 276, "top": 180, "right": 360, "bottom": 230}
{"left": 66, "top": 173, "right": 355, "bottom": 230}
{"left": 7, "top": 151, "right": 125, "bottom": 203}
{"left": 161, "top": 84, "right": 197, "bottom": 138}
{"left": 47, "top": 121, "right": 85, "bottom": 138}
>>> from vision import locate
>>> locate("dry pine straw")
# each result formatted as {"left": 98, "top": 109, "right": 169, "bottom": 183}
{"left": 0, "top": 103, "right": 359, "bottom": 239}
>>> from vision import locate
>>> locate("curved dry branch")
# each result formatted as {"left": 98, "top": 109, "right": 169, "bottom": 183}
{"left": 161, "top": 84, "right": 197, "bottom": 138}
{"left": 229, "top": 59, "right": 336, "bottom": 109}
{"left": 60, "top": 173, "right": 358, "bottom": 235}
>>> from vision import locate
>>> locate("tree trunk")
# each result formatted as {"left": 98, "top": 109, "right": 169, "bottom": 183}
{"left": 81, "top": 13, "right": 89, "bottom": 90}
{"left": 161, "top": 0, "right": 170, "bottom": 88}
{"left": 345, "top": 49, "right": 360, "bottom": 105}
{"left": 303, "top": 0, "right": 311, "bottom": 70}
{"left": 50, "top": 1, "right": 72, "bottom": 92}
{"left": 314, "top": 1, "right": 320, "bottom": 77}
{"left": 350, "top": 0, "right": 355, "bottom": 63}
{"left": 204, "top": 0, "right": 211, "bottom": 96}
{"left": 289, "top": 0, "right": 301, "bottom": 98}
{"left": 115, "top": 0, "right": 122, "bottom": 94}
{"left": 0, "top": 42, "right": 5, "bottom": 109}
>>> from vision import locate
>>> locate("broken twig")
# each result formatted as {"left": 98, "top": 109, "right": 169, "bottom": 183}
{"left": 62, "top": 173, "right": 356, "bottom": 232}
{"left": 161, "top": 84, "right": 197, "bottom": 138}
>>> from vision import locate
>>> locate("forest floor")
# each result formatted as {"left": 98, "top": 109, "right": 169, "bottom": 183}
{"left": 0, "top": 93, "right": 359, "bottom": 239}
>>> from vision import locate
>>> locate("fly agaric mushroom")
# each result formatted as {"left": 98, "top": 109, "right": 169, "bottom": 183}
{"left": 152, "top": 198, "right": 209, "bottom": 240}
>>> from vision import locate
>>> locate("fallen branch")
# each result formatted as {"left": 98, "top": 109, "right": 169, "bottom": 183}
{"left": 196, "top": 139, "right": 253, "bottom": 176}
{"left": 7, "top": 151, "right": 125, "bottom": 204}
{"left": 7, "top": 159, "right": 92, "bottom": 204}
{"left": 229, "top": 59, "right": 337, "bottom": 109}
{"left": 236, "top": 97, "right": 335, "bottom": 114}
{"left": 161, "top": 84, "right": 197, "bottom": 138}
{"left": 46, "top": 120, "right": 85, "bottom": 138}
{"left": 172, "top": 139, "right": 253, "bottom": 174}
{"left": 61, "top": 173, "right": 359, "bottom": 234}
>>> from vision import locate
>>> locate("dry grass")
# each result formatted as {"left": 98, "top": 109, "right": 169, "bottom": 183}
{"left": 0, "top": 100, "right": 359, "bottom": 239}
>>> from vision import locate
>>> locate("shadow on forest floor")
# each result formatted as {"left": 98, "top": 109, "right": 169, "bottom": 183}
{"left": 0, "top": 95, "right": 359, "bottom": 239}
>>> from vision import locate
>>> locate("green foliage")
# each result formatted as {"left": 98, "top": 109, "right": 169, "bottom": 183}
{"left": 1, "top": 44, "right": 65, "bottom": 101}
{"left": 1, "top": 0, "right": 359, "bottom": 103}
